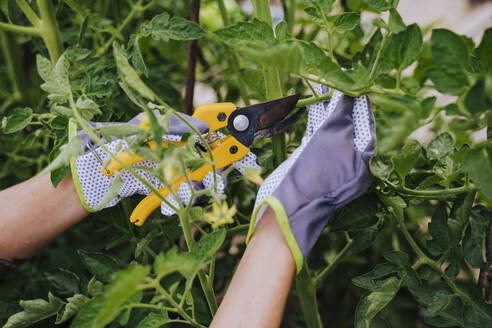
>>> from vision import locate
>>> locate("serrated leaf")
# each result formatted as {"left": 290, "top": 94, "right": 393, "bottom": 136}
{"left": 94, "top": 174, "right": 123, "bottom": 211}
{"left": 41, "top": 138, "right": 84, "bottom": 174}
{"left": 388, "top": 9, "right": 405, "bottom": 33}
{"left": 275, "top": 20, "right": 289, "bottom": 40}
{"left": 129, "top": 34, "right": 148, "bottom": 76}
{"left": 393, "top": 140, "right": 421, "bottom": 180}
{"left": 3, "top": 107, "right": 33, "bottom": 134}
{"left": 354, "top": 277, "right": 402, "bottom": 328}
{"left": 76, "top": 97, "right": 102, "bottom": 120}
{"left": 214, "top": 18, "right": 274, "bottom": 46}
{"left": 154, "top": 247, "right": 202, "bottom": 279}
{"left": 136, "top": 312, "right": 170, "bottom": 328}
{"left": 4, "top": 293, "right": 63, "bottom": 328}
{"left": 78, "top": 250, "right": 120, "bottom": 283}
{"left": 370, "top": 155, "right": 393, "bottom": 180}
{"left": 462, "top": 206, "right": 489, "bottom": 268}
{"left": 463, "top": 145, "right": 492, "bottom": 201}
{"left": 426, "top": 132, "right": 454, "bottom": 160}
{"left": 239, "top": 42, "right": 303, "bottom": 73}
{"left": 45, "top": 268, "right": 80, "bottom": 295}
{"left": 140, "top": 12, "right": 205, "bottom": 42}
{"left": 352, "top": 263, "right": 399, "bottom": 291}
{"left": 113, "top": 42, "right": 155, "bottom": 101}
{"left": 191, "top": 229, "right": 226, "bottom": 262}
{"left": 333, "top": 12, "right": 360, "bottom": 31}
{"left": 383, "top": 250, "right": 409, "bottom": 267}
{"left": 55, "top": 294, "right": 89, "bottom": 324}
{"left": 366, "top": 0, "right": 398, "bottom": 11}
{"left": 329, "top": 194, "right": 379, "bottom": 231}
{"left": 464, "top": 80, "right": 486, "bottom": 115}
{"left": 87, "top": 277, "right": 104, "bottom": 297}
{"left": 386, "top": 24, "right": 422, "bottom": 70}
{"left": 427, "top": 203, "right": 450, "bottom": 256}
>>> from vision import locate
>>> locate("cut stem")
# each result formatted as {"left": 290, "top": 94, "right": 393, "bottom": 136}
{"left": 295, "top": 265, "right": 324, "bottom": 328}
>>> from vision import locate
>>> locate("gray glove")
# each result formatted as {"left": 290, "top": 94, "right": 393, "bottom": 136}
{"left": 247, "top": 85, "right": 375, "bottom": 272}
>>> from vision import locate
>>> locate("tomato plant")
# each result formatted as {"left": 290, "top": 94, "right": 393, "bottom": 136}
{"left": 0, "top": 0, "right": 491, "bottom": 327}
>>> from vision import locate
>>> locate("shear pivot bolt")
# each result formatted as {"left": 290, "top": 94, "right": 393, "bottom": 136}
{"left": 217, "top": 112, "right": 226, "bottom": 121}
{"left": 230, "top": 146, "right": 238, "bottom": 154}
{"left": 233, "top": 115, "right": 249, "bottom": 131}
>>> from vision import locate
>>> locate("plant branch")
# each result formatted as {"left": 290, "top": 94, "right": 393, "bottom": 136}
{"left": 37, "top": 0, "right": 63, "bottom": 62}
{"left": 368, "top": 31, "right": 390, "bottom": 81}
{"left": 314, "top": 239, "right": 354, "bottom": 287}
{"left": 0, "top": 22, "right": 40, "bottom": 36}
{"left": 0, "top": 31, "right": 29, "bottom": 104}
{"left": 295, "top": 265, "right": 324, "bottom": 328}
{"left": 15, "top": 0, "right": 40, "bottom": 26}
{"left": 385, "top": 181, "right": 476, "bottom": 198}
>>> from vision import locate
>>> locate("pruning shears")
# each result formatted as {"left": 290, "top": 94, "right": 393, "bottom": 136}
{"left": 101, "top": 94, "right": 304, "bottom": 226}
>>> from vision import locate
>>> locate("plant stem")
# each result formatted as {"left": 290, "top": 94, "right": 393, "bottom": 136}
{"left": 216, "top": 0, "right": 250, "bottom": 105}
{"left": 386, "top": 181, "right": 476, "bottom": 198}
{"left": 297, "top": 90, "right": 332, "bottom": 107}
{"left": 0, "top": 31, "right": 29, "bottom": 104}
{"left": 37, "top": 0, "right": 63, "bottom": 63}
{"left": 15, "top": 0, "right": 40, "bottom": 26}
{"left": 295, "top": 265, "right": 324, "bottom": 328}
{"left": 314, "top": 239, "right": 354, "bottom": 287}
{"left": 179, "top": 210, "right": 218, "bottom": 315}
{"left": 152, "top": 280, "right": 207, "bottom": 328}
{"left": 368, "top": 31, "right": 390, "bottom": 81}
{"left": 253, "top": 0, "right": 286, "bottom": 166}
{"left": 0, "top": 22, "right": 40, "bottom": 36}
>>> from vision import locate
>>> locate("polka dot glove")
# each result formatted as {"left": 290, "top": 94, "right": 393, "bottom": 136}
{"left": 246, "top": 85, "right": 375, "bottom": 272}
{"left": 70, "top": 112, "right": 261, "bottom": 215}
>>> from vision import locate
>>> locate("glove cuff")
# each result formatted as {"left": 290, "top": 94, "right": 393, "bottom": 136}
{"left": 69, "top": 119, "right": 95, "bottom": 213}
{"left": 246, "top": 196, "right": 304, "bottom": 273}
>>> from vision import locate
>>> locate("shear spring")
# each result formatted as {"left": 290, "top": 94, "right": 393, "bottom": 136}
{"left": 87, "top": 142, "right": 110, "bottom": 175}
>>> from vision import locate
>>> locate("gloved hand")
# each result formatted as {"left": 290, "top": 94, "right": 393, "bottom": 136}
{"left": 70, "top": 111, "right": 260, "bottom": 216}
{"left": 246, "top": 85, "right": 375, "bottom": 272}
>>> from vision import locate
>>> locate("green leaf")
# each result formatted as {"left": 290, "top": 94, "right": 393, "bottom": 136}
{"left": 388, "top": 9, "right": 405, "bottom": 33}
{"left": 426, "top": 132, "right": 454, "bottom": 160}
{"left": 464, "top": 80, "right": 486, "bottom": 115}
{"left": 3, "top": 107, "right": 33, "bottom": 134}
{"left": 136, "top": 312, "right": 170, "bottom": 328}
{"left": 88, "top": 265, "right": 150, "bottom": 328}
{"left": 192, "top": 229, "right": 226, "bottom": 262}
{"left": 4, "top": 293, "right": 63, "bottom": 328}
{"left": 383, "top": 250, "right": 410, "bottom": 267}
{"left": 354, "top": 277, "right": 402, "bottom": 328}
{"left": 113, "top": 42, "right": 156, "bottom": 101}
{"left": 393, "top": 140, "right": 421, "bottom": 180}
{"left": 45, "top": 268, "right": 80, "bottom": 295}
{"left": 78, "top": 250, "right": 120, "bottom": 283}
{"left": 427, "top": 203, "right": 450, "bottom": 256}
{"left": 41, "top": 138, "right": 84, "bottom": 174}
{"left": 426, "top": 290, "right": 454, "bottom": 317}
{"left": 98, "top": 124, "right": 142, "bottom": 139}
{"left": 241, "top": 68, "right": 266, "bottom": 100}
{"left": 428, "top": 29, "right": 470, "bottom": 95}
{"left": 214, "top": 18, "right": 274, "bottom": 45}
{"left": 94, "top": 174, "right": 123, "bottom": 211}
{"left": 140, "top": 12, "right": 206, "bottom": 42}
{"left": 366, "top": 0, "right": 398, "bottom": 11}
{"left": 370, "top": 155, "right": 393, "bottom": 180}
{"left": 462, "top": 206, "right": 489, "bottom": 268}
{"left": 386, "top": 24, "right": 422, "bottom": 70}
{"left": 476, "top": 27, "right": 492, "bottom": 72}
{"left": 76, "top": 97, "right": 102, "bottom": 120}
{"left": 329, "top": 195, "right": 379, "bottom": 231}
{"left": 352, "top": 263, "right": 399, "bottom": 291}
{"left": 37, "top": 54, "right": 72, "bottom": 104}
{"left": 333, "top": 12, "right": 360, "bottom": 31}
{"left": 303, "top": 0, "right": 335, "bottom": 24}
{"left": 55, "top": 294, "right": 89, "bottom": 324}
{"left": 69, "top": 295, "right": 105, "bottom": 328}
{"left": 463, "top": 145, "right": 492, "bottom": 201}
{"left": 275, "top": 20, "right": 289, "bottom": 41}
{"left": 50, "top": 165, "right": 70, "bottom": 187}
{"left": 87, "top": 277, "right": 104, "bottom": 297}
{"left": 128, "top": 34, "right": 148, "bottom": 76}
{"left": 463, "top": 302, "right": 492, "bottom": 327}
{"left": 239, "top": 42, "right": 303, "bottom": 73}
{"left": 154, "top": 247, "right": 202, "bottom": 279}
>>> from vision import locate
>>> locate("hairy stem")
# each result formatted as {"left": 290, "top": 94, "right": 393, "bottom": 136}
{"left": 253, "top": 0, "right": 286, "bottom": 165}
{"left": 0, "top": 31, "right": 29, "bottom": 104}
{"left": 37, "top": 0, "right": 63, "bottom": 63}
{"left": 295, "top": 265, "right": 324, "bottom": 328}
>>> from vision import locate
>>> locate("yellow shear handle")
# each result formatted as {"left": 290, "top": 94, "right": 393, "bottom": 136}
{"left": 102, "top": 140, "right": 184, "bottom": 177}
{"left": 130, "top": 135, "right": 249, "bottom": 226}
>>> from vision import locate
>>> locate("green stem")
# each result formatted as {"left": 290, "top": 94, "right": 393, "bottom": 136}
{"left": 216, "top": 0, "right": 250, "bottom": 105}
{"left": 0, "top": 31, "right": 29, "bottom": 104}
{"left": 15, "top": 0, "right": 41, "bottom": 26}
{"left": 386, "top": 181, "right": 476, "bottom": 198}
{"left": 253, "top": 0, "right": 286, "bottom": 166}
{"left": 297, "top": 90, "right": 333, "bottom": 107}
{"left": 179, "top": 210, "right": 218, "bottom": 315}
{"left": 295, "top": 265, "right": 324, "bottom": 328}
{"left": 368, "top": 31, "right": 390, "bottom": 81}
{"left": 287, "top": 0, "right": 295, "bottom": 35}
{"left": 0, "top": 22, "right": 40, "bottom": 36}
{"left": 152, "top": 280, "right": 207, "bottom": 328}
{"left": 314, "top": 239, "right": 354, "bottom": 287}
{"left": 96, "top": 0, "right": 145, "bottom": 56}
{"left": 37, "top": 0, "right": 63, "bottom": 63}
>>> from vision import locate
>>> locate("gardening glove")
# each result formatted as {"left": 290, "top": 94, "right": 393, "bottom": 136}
{"left": 246, "top": 85, "right": 375, "bottom": 272}
{"left": 69, "top": 111, "right": 260, "bottom": 216}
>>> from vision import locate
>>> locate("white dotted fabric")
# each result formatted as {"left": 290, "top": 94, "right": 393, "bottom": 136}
{"left": 76, "top": 132, "right": 260, "bottom": 216}
{"left": 253, "top": 85, "right": 372, "bottom": 222}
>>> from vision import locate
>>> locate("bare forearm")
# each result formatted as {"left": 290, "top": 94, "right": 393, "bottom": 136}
{"left": 211, "top": 208, "right": 296, "bottom": 327}
{"left": 0, "top": 173, "right": 88, "bottom": 260}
